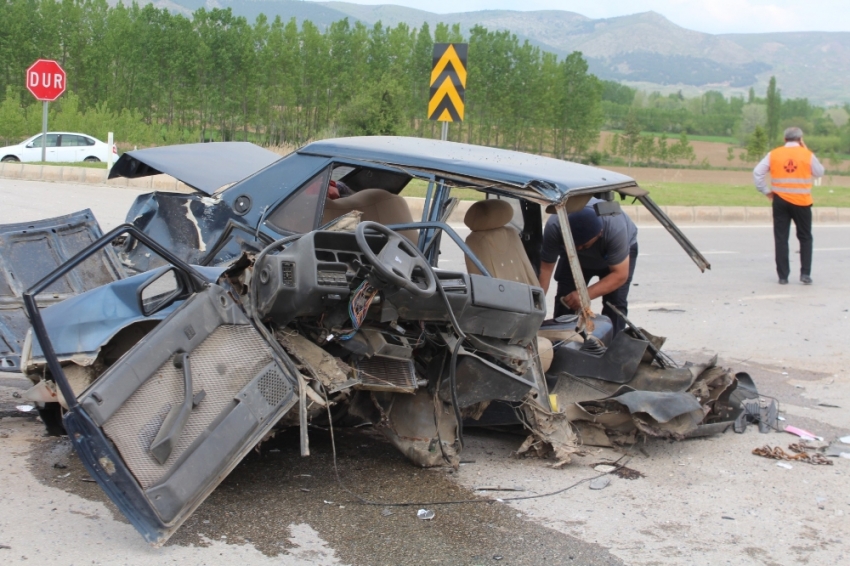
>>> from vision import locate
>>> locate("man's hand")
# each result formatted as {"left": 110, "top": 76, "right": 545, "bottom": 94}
{"left": 562, "top": 291, "right": 582, "bottom": 311}
{"left": 560, "top": 257, "right": 630, "bottom": 313}
{"left": 766, "top": 193, "right": 774, "bottom": 202}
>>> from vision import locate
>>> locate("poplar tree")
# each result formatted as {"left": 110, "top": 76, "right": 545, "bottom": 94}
{"left": 766, "top": 76, "right": 781, "bottom": 146}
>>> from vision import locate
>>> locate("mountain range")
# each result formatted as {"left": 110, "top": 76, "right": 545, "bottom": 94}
{"left": 149, "top": 0, "right": 850, "bottom": 104}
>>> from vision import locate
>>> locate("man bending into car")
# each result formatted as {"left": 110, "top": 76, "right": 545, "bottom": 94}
{"left": 539, "top": 206, "right": 638, "bottom": 335}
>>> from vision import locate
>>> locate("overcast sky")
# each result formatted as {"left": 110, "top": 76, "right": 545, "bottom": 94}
{"left": 318, "top": 1, "right": 848, "bottom": 34}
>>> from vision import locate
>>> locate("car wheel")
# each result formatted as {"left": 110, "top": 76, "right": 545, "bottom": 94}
{"left": 83, "top": 156, "right": 100, "bottom": 163}
{"left": 1, "top": 155, "right": 20, "bottom": 163}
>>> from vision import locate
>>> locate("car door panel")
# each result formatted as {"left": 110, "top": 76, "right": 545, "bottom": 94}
{"left": 66, "top": 283, "right": 298, "bottom": 544}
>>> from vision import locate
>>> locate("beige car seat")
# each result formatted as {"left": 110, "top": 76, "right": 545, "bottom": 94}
{"left": 322, "top": 188, "right": 418, "bottom": 244}
{"left": 463, "top": 199, "right": 539, "bottom": 285}
{"left": 462, "top": 199, "right": 554, "bottom": 371}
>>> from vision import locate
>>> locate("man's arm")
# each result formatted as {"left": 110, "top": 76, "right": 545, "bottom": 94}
{"left": 811, "top": 154, "right": 825, "bottom": 178}
{"left": 562, "top": 257, "right": 629, "bottom": 310}
{"left": 539, "top": 261, "right": 555, "bottom": 294}
{"left": 753, "top": 152, "right": 772, "bottom": 197}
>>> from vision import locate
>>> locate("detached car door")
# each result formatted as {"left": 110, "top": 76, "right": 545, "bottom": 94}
{"left": 26, "top": 226, "right": 299, "bottom": 546}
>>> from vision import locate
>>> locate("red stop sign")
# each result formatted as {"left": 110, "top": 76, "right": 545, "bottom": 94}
{"left": 26, "top": 59, "right": 66, "bottom": 101}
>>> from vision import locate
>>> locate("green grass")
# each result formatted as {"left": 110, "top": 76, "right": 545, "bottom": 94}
{"left": 639, "top": 183, "right": 850, "bottom": 207}
{"left": 605, "top": 130, "right": 738, "bottom": 144}
{"left": 399, "top": 178, "right": 486, "bottom": 201}
{"left": 401, "top": 178, "right": 850, "bottom": 207}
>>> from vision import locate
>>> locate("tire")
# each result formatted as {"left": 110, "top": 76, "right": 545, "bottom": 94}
{"left": 1, "top": 155, "right": 20, "bottom": 163}
{"left": 83, "top": 156, "right": 100, "bottom": 163}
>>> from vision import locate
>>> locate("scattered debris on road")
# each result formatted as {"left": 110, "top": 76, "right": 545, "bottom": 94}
{"left": 612, "top": 466, "right": 644, "bottom": 480}
{"left": 734, "top": 396, "right": 778, "bottom": 433}
{"left": 752, "top": 443, "right": 833, "bottom": 465}
{"left": 784, "top": 425, "right": 823, "bottom": 441}
{"left": 417, "top": 509, "right": 435, "bottom": 520}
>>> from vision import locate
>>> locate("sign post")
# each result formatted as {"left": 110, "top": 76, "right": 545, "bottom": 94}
{"left": 429, "top": 43, "right": 468, "bottom": 141}
{"left": 26, "top": 59, "right": 67, "bottom": 162}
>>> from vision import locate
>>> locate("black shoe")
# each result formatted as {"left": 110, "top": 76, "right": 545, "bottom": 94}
{"left": 801, "top": 275, "right": 813, "bottom": 285}
{"left": 778, "top": 278, "right": 789, "bottom": 285}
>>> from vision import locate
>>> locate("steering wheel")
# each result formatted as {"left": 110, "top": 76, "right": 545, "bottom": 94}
{"left": 355, "top": 221, "right": 437, "bottom": 298}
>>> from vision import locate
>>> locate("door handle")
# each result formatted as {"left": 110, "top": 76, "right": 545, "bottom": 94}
{"left": 150, "top": 352, "right": 205, "bottom": 465}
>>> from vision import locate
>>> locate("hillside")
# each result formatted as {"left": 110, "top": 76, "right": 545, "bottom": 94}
{"left": 150, "top": 1, "right": 850, "bottom": 103}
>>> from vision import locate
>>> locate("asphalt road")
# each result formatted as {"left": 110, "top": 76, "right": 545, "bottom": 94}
{"left": 1, "top": 178, "right": 848, "bottom": 565}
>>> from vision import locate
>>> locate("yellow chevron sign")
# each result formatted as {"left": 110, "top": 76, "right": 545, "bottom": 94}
{"left": 429, "top": 43, "right": 468, "bottom": 122}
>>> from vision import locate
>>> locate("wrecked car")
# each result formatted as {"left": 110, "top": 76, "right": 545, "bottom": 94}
{"left": 9, "top": 137, "right": 756, "bottom": 545}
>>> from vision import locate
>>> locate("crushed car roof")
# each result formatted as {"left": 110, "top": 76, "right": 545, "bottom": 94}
{"left": 298, "top": 136, "right": 638, "bottom": 202}
{"left": 110, "top": 137, "right": 639, "bottom": 203}
{"left": 109, "top": 142, "right": 281, "bottom": 195}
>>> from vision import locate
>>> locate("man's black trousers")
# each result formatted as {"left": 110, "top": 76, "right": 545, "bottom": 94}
{"left": 553, "top": 244, "right": 638, "bottom": 334}
{"left": 772, "top": 196, "right": 813, "bottom": 279}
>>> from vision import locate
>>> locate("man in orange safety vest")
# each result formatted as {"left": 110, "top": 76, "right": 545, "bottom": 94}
{"left": 753, "top": 127, "right": 824, "bottom": 285}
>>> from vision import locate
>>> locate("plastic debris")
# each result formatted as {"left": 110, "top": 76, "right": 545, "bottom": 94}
{"left": 594, "top": 465, "right": 617, "bottom": 473}
{"left": 381, "top": 508, "right": 393, "bottom": 517}
{"left": 15, "top": 405, "right": 34, "bottom": 413}
{"left": 589, "top": 476, "right": 612, "bottom": 490}
{"left": 417, "top": 509, "right": 435, "bottom": 520}
{"left": 776, "top": 462, "right": 793, "bottom": 469}
{"left": 784, "top": 425, "right": 822, "bottom": 441}
{"left": 734, "top": 399, "right": 778, "bottom": 434}
{"left": 840, "top": 436, "right": 850, "bottom": 445}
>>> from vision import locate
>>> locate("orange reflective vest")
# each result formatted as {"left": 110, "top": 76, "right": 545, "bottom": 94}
{"left": 769, "top": 145, "right": 814, "bottom": 206}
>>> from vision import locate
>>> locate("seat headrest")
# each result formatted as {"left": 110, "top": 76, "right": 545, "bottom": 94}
{"left": 463, "top": 199, "right": 514, "bottom": 231}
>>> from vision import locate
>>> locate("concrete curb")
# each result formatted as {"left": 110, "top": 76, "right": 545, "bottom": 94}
{"left": 2, "top": 162, "right": 848, "bottom": 225}
{"left": 0, "top": 161, "right": 194, "bottom": 192}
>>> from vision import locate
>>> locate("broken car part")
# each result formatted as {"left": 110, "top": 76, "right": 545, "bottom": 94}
{"left": 8, "top": 136, "right": 743, "bottom": 546}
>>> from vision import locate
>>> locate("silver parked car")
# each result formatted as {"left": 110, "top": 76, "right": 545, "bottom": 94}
{"left": 1, "top": 131, "right": 116, "bottom": 163}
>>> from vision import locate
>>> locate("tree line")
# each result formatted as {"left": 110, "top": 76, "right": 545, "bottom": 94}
{"left": 602, "top": 78, "right": 850, "bottom": 157}
{"left": 0, "top": 0, "right": 602, "bottom": 159}
{"left": 2, "top": 0, "right": 846, "bottom": 163}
